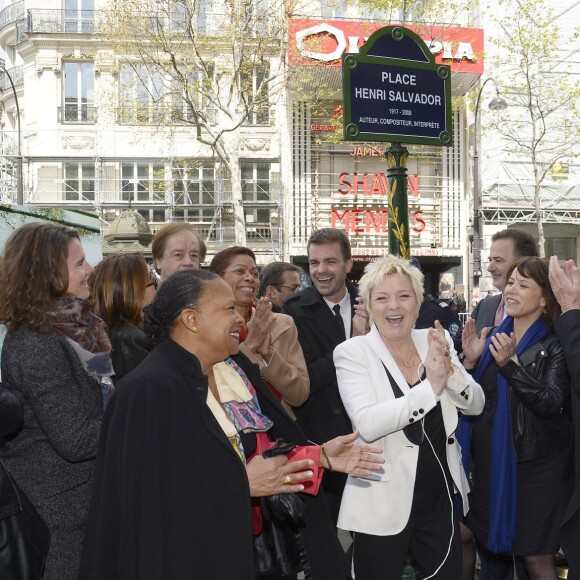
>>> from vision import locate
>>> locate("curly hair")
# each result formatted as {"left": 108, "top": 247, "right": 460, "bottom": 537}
{"left": 208, "top": 246, "right": 257, "bottom": 277}
{"left": 0, "top": 222, "right": 80, "bottom": 332}
{"left": 144, "top": 269, "right": 217, "bottom": 346}
{"left": 89, "top": 253, "right": 150, "bottom": 329}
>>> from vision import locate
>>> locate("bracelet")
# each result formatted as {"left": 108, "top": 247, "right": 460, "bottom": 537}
{"left": 321, "top": 444, "right": 333, "bottom": 472}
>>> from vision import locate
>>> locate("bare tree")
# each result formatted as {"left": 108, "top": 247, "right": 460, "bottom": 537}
{"left": 485, "top": 0, "right": 580, "bottom": 256}
{"left": 104, "top": 0, "right": 294, "bottom": 245}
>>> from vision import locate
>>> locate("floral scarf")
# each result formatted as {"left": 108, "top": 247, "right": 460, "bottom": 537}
{"left": 48, "top": 297, "right": 114, "bottom": 407}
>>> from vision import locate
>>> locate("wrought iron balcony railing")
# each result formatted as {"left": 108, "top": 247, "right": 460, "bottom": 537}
{"left": 0, "top": 1, "right": 24, "bottom": 31}
{"left": 58, "top": 104, "right": 97, "bottom": 124}
{"left": 0, "top": 65, "right": 23, "bottom": 92}
{"left": 27, "top": 9, "right": 97, "bottom": 34}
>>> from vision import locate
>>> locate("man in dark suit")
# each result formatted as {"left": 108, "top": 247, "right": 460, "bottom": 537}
{"left": 469, "top": 228, "right": 537, "bottom": 580}
{"left": 550, "top": 256, "right": 580, "bottom": 580}
{"left": 283, "top": 228, "right": 362, "bottom": 524}
{"left": 471, "top": 228, "right": 538, "bottom": 334}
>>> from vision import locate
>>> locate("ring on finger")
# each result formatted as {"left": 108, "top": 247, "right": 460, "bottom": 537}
{"left": 283, "top": 475, "right": 292, "bottom": 485}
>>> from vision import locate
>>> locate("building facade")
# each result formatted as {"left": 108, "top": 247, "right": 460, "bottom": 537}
{"left": 0, "top": 0, "right": 508, "bottom": 300}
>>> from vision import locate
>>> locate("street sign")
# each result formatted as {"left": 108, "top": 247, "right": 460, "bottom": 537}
{"left": 343, "top": 26, "right": 452, "bottom": 146}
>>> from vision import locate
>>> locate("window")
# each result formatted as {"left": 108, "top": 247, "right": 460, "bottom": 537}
{"left": 122, "top": 161, "right": 166, "bottom": 222}
{"left": 64, "top": 162, "right": 95, "bottom": 201}
{"left": 65, "top": 0, "right": 95, "bottom": 33}
{"left": 170, "top": 67, "right": 215, "bottom": 125}
{"left": 546, "top": 238, "right": 576, "bottom": 262}
{"left": 119, "top": 65, "right": 165, "bottom": 124}
{"left": 172, "top": 162, "right": 216, "bottom": 221}
{"left": 63, "top": 61, "right": 95, "bottom": 123}
{"left": 241, "top": 162, "right": 271, "bottom": 223}
{"left": 240, "top": 65, "right": 270, "bottom": 125}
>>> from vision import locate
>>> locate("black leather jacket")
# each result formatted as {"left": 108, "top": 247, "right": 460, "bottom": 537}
{"left": 110, "top": 324, "right": 152, "bottom": 383}
{"left": 499, "top": 333, "right": 571, "bottom": 463}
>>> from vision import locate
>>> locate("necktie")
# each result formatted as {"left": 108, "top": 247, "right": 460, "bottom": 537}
{"left": 333, "top": 304, "right": 346, "bottom": 342}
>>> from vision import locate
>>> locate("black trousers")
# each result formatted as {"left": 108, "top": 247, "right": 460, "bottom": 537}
{"left": 353, "top": 506, "right": 461, "bottom": 580}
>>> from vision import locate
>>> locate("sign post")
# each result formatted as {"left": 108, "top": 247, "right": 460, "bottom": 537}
{"left": 342, "top": 26, "right": 453, "bottom": 258}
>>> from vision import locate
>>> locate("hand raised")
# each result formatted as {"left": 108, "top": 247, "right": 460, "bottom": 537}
{"left": 549, "top": 255, "right": 580, "bottom": 313}
{"left": 245, "top": 297, "right": 273, "bottom": 354}
{"left": 489, "top": 332, "right": 516, "bottom": 367}
{"left": 462, "top": 318, "right": 487, "bottom": 367}
{"left": 425, "top": 320, "right": 452, "bottom": 395}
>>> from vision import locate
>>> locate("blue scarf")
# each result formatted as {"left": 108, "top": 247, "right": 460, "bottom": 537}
{"left": 458, "top": 315, "right": 548, "bottom": 552}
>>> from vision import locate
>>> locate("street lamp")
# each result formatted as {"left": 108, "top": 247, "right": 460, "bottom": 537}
{"left": 0, "top": 58, "right": 23, "bottom": 205}
{"left": 472, "top": 77, "right": 507, "bottom": 302}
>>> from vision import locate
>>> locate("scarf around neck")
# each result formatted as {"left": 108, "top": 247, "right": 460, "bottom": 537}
{"left": 458, "top": 315, "right": 548, "bottom": 552}
{"left": 48, "top": 297, "right": 114, "bottom": 406}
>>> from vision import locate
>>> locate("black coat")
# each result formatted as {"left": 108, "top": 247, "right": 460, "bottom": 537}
{"left": 556, "top": 310, "right": 580, "bottom": 579}
{"left": 79, "top": 339, "right": 255, "bottom": 580}
{"left": 499, "top": 333, "right": 570, "bottom": 462}
{"left": 232, "top": 353, "right": 351, "bottom": 580}
{"left": 0, "top": 384, "right": 22, "bottom": 522}
{"left": 282, "top": 282, "right": 357, "bottom": 444}
{"left": 109, "top": 324, "right": 152, "bottom": 383}
{"left": 416, "top": 294, "right": 463, "bottom": 353}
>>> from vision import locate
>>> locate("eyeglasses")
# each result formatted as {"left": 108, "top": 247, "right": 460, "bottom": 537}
{"left": 274, "top": 284, "right": 301, "bottom": 292}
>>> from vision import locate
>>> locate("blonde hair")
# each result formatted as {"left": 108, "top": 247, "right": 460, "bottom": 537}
{"left": 359, "top": 256, "right": 424, "bottom": 324}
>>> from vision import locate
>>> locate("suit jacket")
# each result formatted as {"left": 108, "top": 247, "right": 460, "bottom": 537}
{"left": 0, "top": 325, "right": 103, "bottom": 580}
{"left": 556, "top": 310, "right": 580, "bottom": 579}
{"left": 282, "top": 281, "right": 358, "bottom": 444}
{"left": 79, "top": 339, "right": 255, "bottom": 580}
{"left": 239, "top": 312, "right": 309, "bottom": 407}
{"left": 334, "top": 325, "right": 485, "bottom": 536}
{"left": 471, "top": 293, "right": 502, "bottom": 334}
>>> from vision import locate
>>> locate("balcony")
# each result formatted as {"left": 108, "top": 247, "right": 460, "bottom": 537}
{"left": 0, "top": 1, "right": 24, "bottom": 31}
{"left": 27, "top": 9, "right": 97, "bottom": 34}
{"left": 0, "top": 65, "right": 23, "bottom": 92}
{"left": 58, "top": 104, "right": 97, "bottom": 124}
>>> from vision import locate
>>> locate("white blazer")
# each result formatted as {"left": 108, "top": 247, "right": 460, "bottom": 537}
{"left": 333, "top": 325, "right": 485, "bottom": 536}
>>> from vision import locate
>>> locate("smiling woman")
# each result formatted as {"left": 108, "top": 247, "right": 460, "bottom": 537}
{"left": 209, "top": 246, "right": 310, "bottom": 409}
{"left": 79, "top": 269, "right": 381, "bottom": 579}
{"left": 333, "top": 255, "right": 484, "bottom": 579}
{"left": 0, "top": 222, "right": 110, "bottom": 580}
{"left": 460, "top": 257, "right": 571, "bottom": 580}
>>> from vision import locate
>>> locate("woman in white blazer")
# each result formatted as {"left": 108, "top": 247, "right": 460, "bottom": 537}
{"left": 334, "top": 256, "right": 484, "bottom": 580}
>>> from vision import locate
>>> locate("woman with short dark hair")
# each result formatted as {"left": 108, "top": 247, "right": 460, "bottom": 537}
{"left": 460, "top": 257, "right": 572, "bottom": 580}
{"left": 0, "top": 222, "right": 110, "bottom": 580}
{"left": 209, "top": 246, "right": 309, "bottom": 409}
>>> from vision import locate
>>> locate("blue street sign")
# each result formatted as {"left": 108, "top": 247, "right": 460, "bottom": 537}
{"left": 343, "top": 26, "right": 452, "bottom": 146}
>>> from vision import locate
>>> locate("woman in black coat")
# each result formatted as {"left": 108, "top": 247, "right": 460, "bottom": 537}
{"left": 80, "top": 270, "right": 382, "bottom": 579}
{"left": 460, "top": 257, "right": 571, "bottom": 580}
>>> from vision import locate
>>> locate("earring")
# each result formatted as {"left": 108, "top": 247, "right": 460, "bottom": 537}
{"left": 191, "top": 325, "right": 199, "bottom": 333}
{"left": 541, "top": 307, "right": 547, "bottom": 316}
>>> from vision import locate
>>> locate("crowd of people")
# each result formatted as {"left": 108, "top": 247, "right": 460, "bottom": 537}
{"left": 0, "top": 221, "right": 579, "bottom": 580}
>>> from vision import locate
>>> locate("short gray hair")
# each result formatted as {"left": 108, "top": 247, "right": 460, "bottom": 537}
{"left": 359, "top": 256, "right": 424, "bottom": 323}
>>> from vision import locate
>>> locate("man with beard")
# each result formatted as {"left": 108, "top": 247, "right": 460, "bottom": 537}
{"left": 283, "top": 228, "right": 364, "bottom": 525}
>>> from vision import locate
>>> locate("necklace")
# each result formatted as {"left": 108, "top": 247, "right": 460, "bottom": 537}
{"left": 393, "top": 353, "right": 416, "bottom": 368}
